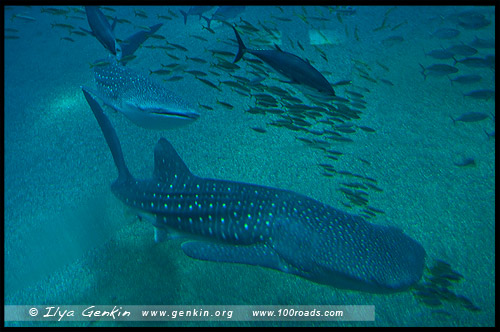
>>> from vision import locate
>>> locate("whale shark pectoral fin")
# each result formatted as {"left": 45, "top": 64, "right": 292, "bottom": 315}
{"left": 181, "top": 241, "right": 291, "bottom": 271}
{"left": 153, "top": 228, "right": 167, "bottom": 243}
{"left": 154, "top": 227, "right": 188, "bottom": 242}
{"left": 81, "top": 85, "right": 100, "bottom": 99}
{"left": 152, "top": 216, "right": 189, "bottom": 243}
{"left": 82, "top": 85, "right": 120, "bottom": 113}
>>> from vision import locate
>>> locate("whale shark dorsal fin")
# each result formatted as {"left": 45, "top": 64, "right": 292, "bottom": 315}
{"left": 153, "top": 138, "right": 193, "bottom": 183}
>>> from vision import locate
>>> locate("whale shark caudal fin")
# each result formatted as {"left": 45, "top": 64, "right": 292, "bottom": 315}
{"left": 120, "top": 23, "right": 163, "bottom": 63}
{"left": 84, "top": 6, "right": 122, "bottom": 60}
{"left": 83, "top": 5, "right": 163, "bottom": 64}
{"left": 82, "top": 86, "right": 132, "bottom": 183}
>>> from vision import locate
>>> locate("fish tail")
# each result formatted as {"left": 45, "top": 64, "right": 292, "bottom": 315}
{"left": 452, "top": 56, "right": 458, "bottom": 66}
{"left": 418, "top": 63, "right": 427, "bottom": 81}
{"left": 201, "top": 15, "right": 211, "bottom": 29}
{"left": 450, "top": 116, "right": 456, "bottom": 125}
{"left": 111, "top": 16, "right": 118, "bottom": 31}
{"left": 232, "top": 26, "right": 247, "bottom": 63}
{"left": 180, "top": 10, "right": 188, "bottom": 25}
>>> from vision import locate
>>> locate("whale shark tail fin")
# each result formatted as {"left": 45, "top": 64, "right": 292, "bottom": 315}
{"left": 82, "top": 86, "right": 132, "bottom": 183}
{"left": 119, "top": 23, "right": 163, "bottom": 65}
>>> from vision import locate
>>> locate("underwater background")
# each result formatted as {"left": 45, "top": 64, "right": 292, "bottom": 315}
{"left": 4, "top": 5, "right": 495, "bottom": 327}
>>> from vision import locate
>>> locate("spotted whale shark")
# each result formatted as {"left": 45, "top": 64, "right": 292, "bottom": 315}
{"left": 82, "top": 6, "right": 197, "bottom": 130}
{"left": 82, "top": 62, "right": 199, "bottom": 130}
{"left": 83, "top": 88, "right": 425, "bottom": 293}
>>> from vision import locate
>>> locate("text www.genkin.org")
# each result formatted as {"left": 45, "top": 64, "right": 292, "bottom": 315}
{"left": 142, "top": 308, "right": 233, "bottom": 319}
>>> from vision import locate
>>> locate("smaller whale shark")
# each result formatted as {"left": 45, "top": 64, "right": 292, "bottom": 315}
{"left": 82, "top": 7, "right": 190, "bottom": 129}
{"left": 82, "top": 62, "right": 199, "bottom": 130}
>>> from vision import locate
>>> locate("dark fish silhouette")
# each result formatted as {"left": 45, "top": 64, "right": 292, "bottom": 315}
{"left": 419, "top": 63, "right": 458, "bottom": 80}
{"left": 449, "top": 74, "right": 482, "bottom": 85}
{"left": 430, "top": 28, "right": 460, "bottom": 39}
{"left": 425, "top": 48, "right": 455, "bottom": 60}
{"left": 451, "top": 112, "right": 489, "bottom": 124}
{"left": 463, "top": 90, "right": 495, "bottom": 101}
{"left": 454, "top": 56, "right": 492, "bottom": 68}
{"left": 458, "top": 12, "right": 490, "bottom": 29}
{"left": 453, "top": 158, "right": 476, "bottom": 167}
{"left": 469, "top": 36, "right": 494, "bottom": 49}
{"left": 232, "top": 26, "right": 335, "bottom": 98}
{"left": 446, "top": 44, "right": 477, "bottom": 56}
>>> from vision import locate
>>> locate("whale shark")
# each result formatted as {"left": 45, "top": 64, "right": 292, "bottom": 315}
{"left": 82, "top": 62, "right": 199, "bottom": 130}
{"left": 82, "top": 7, "right": 196, "bottom": 130}
{"left": 83, "top": 88, "right": 425, "bottom": 293}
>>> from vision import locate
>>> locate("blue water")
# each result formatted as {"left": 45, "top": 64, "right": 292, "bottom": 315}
{"left": 4, "top": 5, "right": 495, "bottom": 327}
